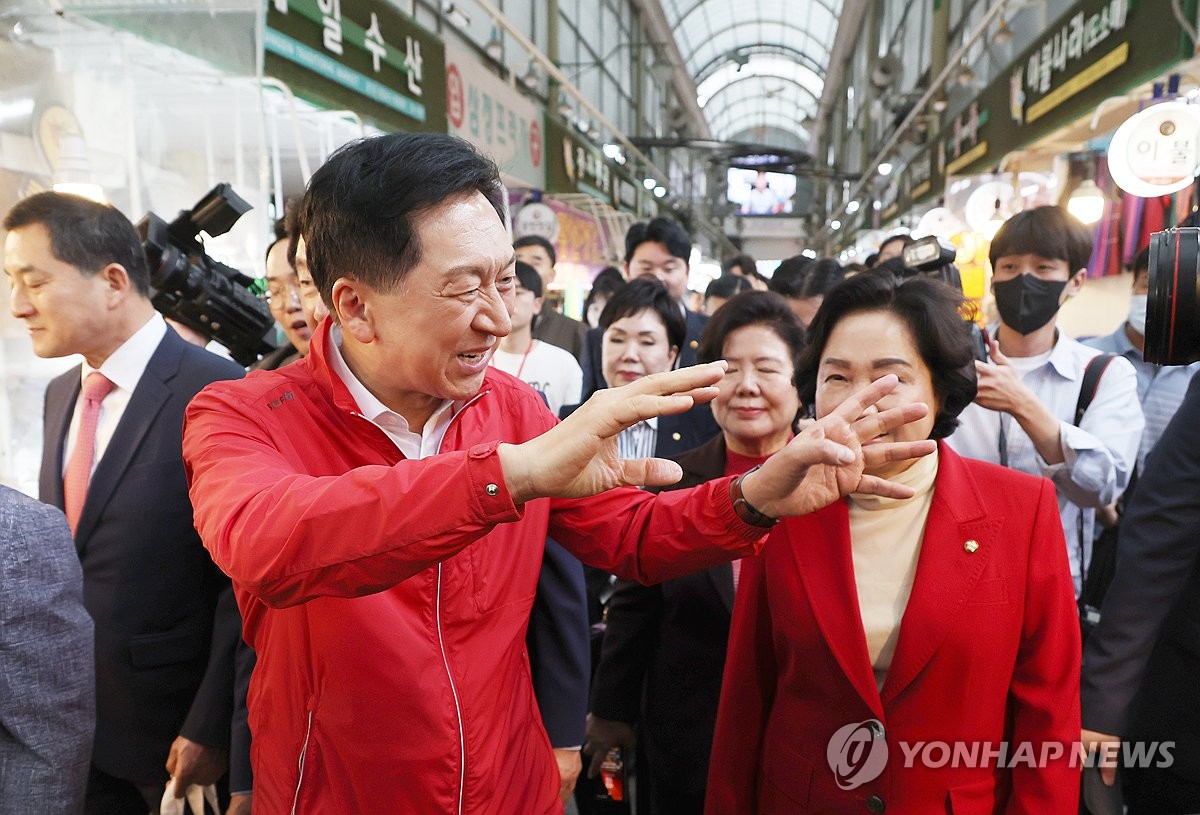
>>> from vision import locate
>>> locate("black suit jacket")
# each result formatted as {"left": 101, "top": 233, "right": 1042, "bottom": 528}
{"left": 533, "top": 308, "right": 588, "bottom": 362}
{"left": 589, "top": 435, "right": 731, "bottom": 796}
{"left": 1082, "top": 370, "right": 1200, "bottom": 780}
{"left": 580, "top": 307, "right": 709, "bottom": 401}
{"left": 40, "top": 327, "right": 244, "bottom": 785}
{"left": 527, "top": 538, "right": 590, "bottom": 747}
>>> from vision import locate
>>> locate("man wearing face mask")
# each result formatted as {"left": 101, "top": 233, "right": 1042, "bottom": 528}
{"left": 946, "top": 205, "right": 1142, "bottom": 598}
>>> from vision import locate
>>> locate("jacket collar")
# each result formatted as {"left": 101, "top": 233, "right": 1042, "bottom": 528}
{"left": 784, "top": 442, "right": 999, "bottom": 716}
{"left": 305, "top": 317, "right": 494, "bottom": 449}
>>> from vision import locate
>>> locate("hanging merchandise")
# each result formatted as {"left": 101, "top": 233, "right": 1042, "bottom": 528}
{"left": 1107, "top": 102, "right": 1200, "bottom": 197}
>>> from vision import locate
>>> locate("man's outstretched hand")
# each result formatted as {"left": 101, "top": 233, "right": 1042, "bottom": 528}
{"left": 740, "top": 374, "right": 937, "bottom": 519}
{"left": 499, "top": 361, "right": 727, "bottom": 503}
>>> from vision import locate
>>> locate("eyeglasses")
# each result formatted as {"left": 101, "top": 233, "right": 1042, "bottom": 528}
{"left": 261, "top": 276, "right": 301, "bottom": 304}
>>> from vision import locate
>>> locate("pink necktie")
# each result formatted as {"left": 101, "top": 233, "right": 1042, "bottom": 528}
{"left": 64, "top": 372, "right": 115, "bottom": 534}
{"left": 732, "top": 558, "right": 742, "bottom": 593}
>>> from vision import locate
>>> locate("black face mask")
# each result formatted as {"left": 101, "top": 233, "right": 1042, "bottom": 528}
{"left": 993, "top": 274, "right": 1068, "bottom": 335}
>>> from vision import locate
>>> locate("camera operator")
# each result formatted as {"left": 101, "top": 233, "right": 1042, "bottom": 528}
{"left": 945, "top": 206, "right": 1143, "bottom": 599}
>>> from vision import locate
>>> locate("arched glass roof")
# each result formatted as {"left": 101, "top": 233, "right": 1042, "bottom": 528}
{"left": 661, "top": 0, "right": 843, "bottom": 147}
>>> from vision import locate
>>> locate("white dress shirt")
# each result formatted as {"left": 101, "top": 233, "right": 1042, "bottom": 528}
{"left": 64, "top": 313, "right": 168, "bottom": 475}
{"left": 946, "top": 329, "right": 1144, "bottom": 595}
{"left": 327, "top": 326, "right": 458, "bottom": 460}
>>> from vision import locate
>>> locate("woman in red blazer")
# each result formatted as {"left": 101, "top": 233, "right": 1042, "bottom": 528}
{"left": 706, "top": 272, "right": 1081, "bottom": 814}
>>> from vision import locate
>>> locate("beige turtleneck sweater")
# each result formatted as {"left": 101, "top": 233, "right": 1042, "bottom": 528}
{"left": 847, "top": 448, "right": 939, "bottom": 691}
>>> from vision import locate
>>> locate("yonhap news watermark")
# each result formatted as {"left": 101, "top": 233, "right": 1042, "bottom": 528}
{"left": 827, "top": 719, "right": 1174, "bottom": 789}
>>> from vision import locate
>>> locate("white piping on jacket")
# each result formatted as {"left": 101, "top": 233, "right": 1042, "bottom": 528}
{"left": 289, "top": 709, "right": 314, "bottom": 815}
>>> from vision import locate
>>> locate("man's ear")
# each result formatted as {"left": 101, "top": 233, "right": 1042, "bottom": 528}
{"left": 1064, "top": 268, "right": 1087, "bottom": 300}
{"left": 532, "top": 296, "right": 544, "bottom": 316}
{"left": 332, "top": 277, "right": 374, "bottom": 342}
{"left": 96, "top": 262, "right": 133, "bottom": 308}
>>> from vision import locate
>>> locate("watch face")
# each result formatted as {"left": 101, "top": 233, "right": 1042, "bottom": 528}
{"left": 35, "top": 103, "right": 85, "bottom": 172}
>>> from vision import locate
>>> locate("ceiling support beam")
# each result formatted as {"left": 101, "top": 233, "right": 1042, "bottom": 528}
{"left": 630, "top": 0, "right": 712, "bottom": 139}
{"left": 810, "top": 0, "right": 868, "bottom": 160}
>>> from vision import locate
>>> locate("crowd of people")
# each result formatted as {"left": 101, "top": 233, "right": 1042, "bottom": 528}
{"left": 3, "top": 131, "right": 1199, "bottom": 815}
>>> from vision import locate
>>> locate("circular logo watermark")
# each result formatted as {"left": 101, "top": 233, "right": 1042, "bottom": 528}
{"left": 826, "top": 720, "right": 889, "bottom": 789}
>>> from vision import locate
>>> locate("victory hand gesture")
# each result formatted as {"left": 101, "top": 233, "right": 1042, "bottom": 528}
{"left": 740, "top": 374, "right": 937, "bottom": 519}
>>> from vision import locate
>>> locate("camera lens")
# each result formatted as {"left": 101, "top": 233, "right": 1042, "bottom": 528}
{"left": 1145, "top": 227, "right": 1200, "bottom": 365}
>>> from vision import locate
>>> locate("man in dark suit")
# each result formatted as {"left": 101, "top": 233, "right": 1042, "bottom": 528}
{"left": 515, "top": 235, "right": 589, "bottom": 360}
{"left": 580, "top": 217, "right": 709, "bottom": 400}
{"left": 1082, "top": 371, "right": 1200, "bottom": 813}
{"left": 4, "top": 191, "right": 244, "bottom": 813}
{"left": 0, "top": 485, "right": 94, "bottom": 813}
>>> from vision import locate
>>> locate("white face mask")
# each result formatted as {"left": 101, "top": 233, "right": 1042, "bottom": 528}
{"left": 1127, "top": 294, "right": 1148, "bottom": 336}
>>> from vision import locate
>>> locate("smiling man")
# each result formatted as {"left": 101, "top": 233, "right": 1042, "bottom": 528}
{"left": 182, "top": 133, "right": 942, "bottom": 814}
{"left": 3, "top": 192, "right": 243, "bottom": 814}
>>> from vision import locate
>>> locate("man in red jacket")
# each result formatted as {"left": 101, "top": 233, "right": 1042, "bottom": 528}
{"left": 182, "top": 132, "right": 935, "bottom": 814}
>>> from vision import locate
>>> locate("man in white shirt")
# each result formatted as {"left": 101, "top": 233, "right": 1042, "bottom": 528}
{"left": 947, "top": 205, "right": 1143, "bottom": 596}
{"left": 4, "top": 191, "right": 244, "bottom": 813}
{"left": 515, "top": 235, "right": 588, "bottom": 360}
{"left": 489, "top": 261, "right": 583, "bottom": 416}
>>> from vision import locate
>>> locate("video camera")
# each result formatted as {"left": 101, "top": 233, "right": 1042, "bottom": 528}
{"left": 877, "top": 235, "right": 989, "bottom": 361}
{"left": 136, "top": 184, "right": 276, "bottom": 367}
{"left": 1145, "top": 227, "right": 1200, "bottom": 365}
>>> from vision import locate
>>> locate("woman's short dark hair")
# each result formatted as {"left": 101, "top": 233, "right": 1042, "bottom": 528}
{"left": 989, "top": 205, "right": 1092, "bottom": 273}
{"left": 3, "top": 192, "right": 151, "bottom": 296}
{"left": 598, "top": 277, "right": 686, "bottom": 351}
{"left": 698, "top": 291, "right": 806, "bottom": 370}
{"left": 297, "top": 133, "right": 505, "bottom": 302}
{"left": 795, "top": 271, "right": 978, "bottom": 440}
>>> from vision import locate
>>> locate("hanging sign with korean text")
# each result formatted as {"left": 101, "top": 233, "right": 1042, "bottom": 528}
{"left": 444, "top": 43, "right": 544, "bottom": 188}
{"left": 265, "top": 0, "right": 446, "bottom": 133}
{"left": 938, "top": 0, "right": 1196, "bottom": 177}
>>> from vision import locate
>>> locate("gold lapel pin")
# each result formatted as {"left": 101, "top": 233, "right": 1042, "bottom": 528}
{"left": 964, "top": 540, "right": 980, "bottom": 554}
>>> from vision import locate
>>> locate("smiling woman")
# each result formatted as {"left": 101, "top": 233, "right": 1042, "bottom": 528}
{"left": 706, "top": 271, "right": 1082, "bottom": 814}
{"left": 586, "top": 290, "right": 806, "bottom": 814}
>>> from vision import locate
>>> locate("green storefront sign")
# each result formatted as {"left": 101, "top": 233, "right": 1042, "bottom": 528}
{"left": 265, "top": 0, "right": 446, "bottom": 133}
{"left": 882, "top": 142, "right": 943, "bottom": 224}
{"left": 544, "top": 116, "right": 643, "bottom": 213}
{"left": 939, "top": 0, "right": 1196, "bottom": 177}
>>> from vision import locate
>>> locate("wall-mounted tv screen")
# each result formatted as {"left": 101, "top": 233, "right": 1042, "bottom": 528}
{"left": 727, "top": 168, "right": 796, "bottom": 216}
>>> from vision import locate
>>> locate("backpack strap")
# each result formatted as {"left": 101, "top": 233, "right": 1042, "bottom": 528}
{"left": 1074, "top": 353, "right": 1117, "bottom": 426}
